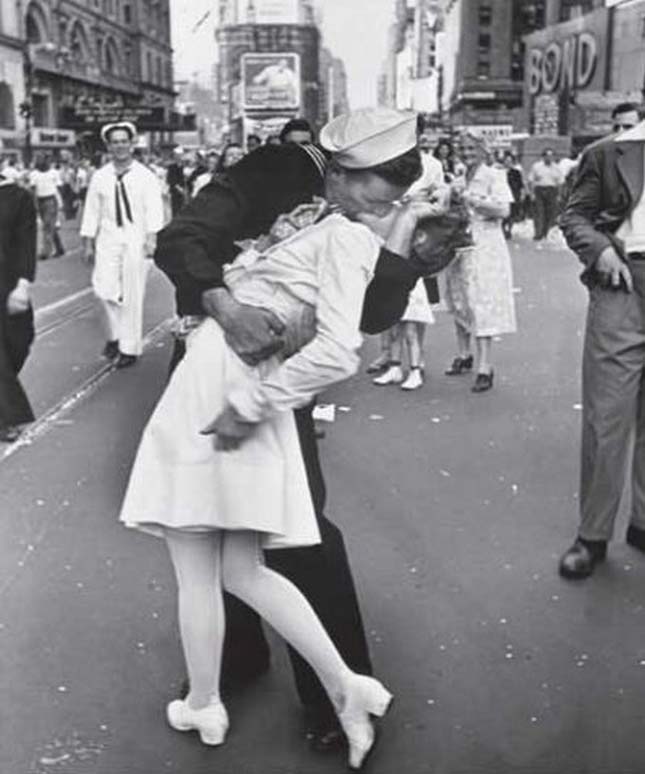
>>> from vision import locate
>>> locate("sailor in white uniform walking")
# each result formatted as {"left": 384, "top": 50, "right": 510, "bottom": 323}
{"left": 80, "top": 122, "right": 164, "bottom": 368}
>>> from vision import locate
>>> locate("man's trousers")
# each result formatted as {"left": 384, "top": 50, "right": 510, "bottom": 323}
{"left": 579, "top": 262, "right": 645, "bottom": 541}
{"left": 533, "top": 186, "right": 559, "bottom": 240}
{"left": 93, "top": 239, "right": 151, "bottom": 356}
{"left": 0, "top": 306, "right": 35, "bottom": 428}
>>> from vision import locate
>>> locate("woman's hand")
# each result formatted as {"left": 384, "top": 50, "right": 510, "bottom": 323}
{"left": 201, "top": 404, "right": 257, "bottom": 451}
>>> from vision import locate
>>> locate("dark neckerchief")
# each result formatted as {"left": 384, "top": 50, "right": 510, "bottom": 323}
{"left": 114, "top": 164, "right": 134, "bottom": 227}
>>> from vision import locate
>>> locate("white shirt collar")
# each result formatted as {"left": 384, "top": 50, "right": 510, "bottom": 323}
{"left": 614, "top": 120, "right": 645, "bottom": 143}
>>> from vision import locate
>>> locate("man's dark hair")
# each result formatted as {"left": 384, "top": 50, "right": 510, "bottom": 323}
{"left": 280, "top": 118, "right": 314, "bottom": 143}
{"left": 611, "top": 102, "right": 640, "bottom": 119}
{"left": 363, "top": 147, "right": 423, "bottom": 188}
{"left": 103, "top": 125, "right": 136, "bottom": 143}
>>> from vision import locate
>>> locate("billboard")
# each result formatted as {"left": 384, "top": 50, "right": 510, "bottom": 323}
{"left": 242, "top": 53, "right": 301, "bottom": 111}
{"left": 249, "top": 0, "right": 300, "bottom": 24}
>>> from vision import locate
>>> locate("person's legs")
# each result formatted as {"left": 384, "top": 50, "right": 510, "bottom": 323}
{"left": 98, "top": 298, "right": 121, "bottom": 347}
{"left": 165, "top": 529, "right": 225, "bottom": 709}
{"left": 456, "top": 323, "right": 471, "bottom": 359}
{"left": 544, "top": 188, "right": 558, "bottom": 237}
{"left": 118, "top": 247, "right": 151, "bottom": 356}
{"left": 0, "top": 308, "right": 34, "bottom": 433}
{"left": 366, "top": 330, "right": 393, "bottom": 373}
{"left": 223, "top": 532, "right": 351, "bottom": 704}
{"left": 476, "top": 336, "right": 492, "bottom": 374}
{"left": 264, "top": 405, "right": 371, "bottom": 724}
{"left": 402, "top": 322, "right": 422, "bottom": 368}
{"left": 630, "top": 373, "right": 645, "bottom": 532}
{"left": 222, "top": 531, "right": 392, "bottom": 769}
{"left": 372, "top": 325, "right": 403, "bottom": 385}
{"left": 532, "top": 191, "right": 542, "bottom": 240}
{"left": 401, "top": 322, "right": 424, "bottom": 390}
{"left": 578, "top": 287, "right": 644, "bottom": 542}
{"left": 37, "top": 197, "right": 56, "bottom": 259}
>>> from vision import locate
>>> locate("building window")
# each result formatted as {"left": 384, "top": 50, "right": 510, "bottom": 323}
{"left": 123, "top": 3, "right": 132, "bottom": 24}
{"left": 559, "top": 0, "right": 593, "bottom": 22}
{"left": 104, "top": 38, "right": 120, "bottom": 75}
{"left": 0, "top": 83, "right": 15, "bottom": 129}
{"left": 146, "top": 52, "right": 153, "bottom": 82}
{"left": 477, "top": 59, "right": 491, "bottom": 78}
{"left": 69, "top": 22, "right": 90, "bottom": 63}
{"left": 478, "top": 2, "right": 492, "bottom": 26}
{"left": 25, "top": 1, "right": 48, "bottom": 44}
{"left": 32, "top": 93, "right": 49, "bottom": 127}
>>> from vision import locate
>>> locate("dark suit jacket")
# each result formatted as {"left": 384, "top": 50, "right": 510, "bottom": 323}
{"left": 560, "top": 128, "right": 645, "bottom": 286}
{"left": 0, "top": 181, "right": 36, "bottom": 297}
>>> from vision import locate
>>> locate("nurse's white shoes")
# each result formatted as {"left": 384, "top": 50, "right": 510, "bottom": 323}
{"left": 166, "top": 697, "right": 229, "bottom": 746}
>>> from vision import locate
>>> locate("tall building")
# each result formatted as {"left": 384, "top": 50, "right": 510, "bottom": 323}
{"left": 10, "top": 0, "right": 176, "bottom": 157}
{"left": 379, "top": 0, "right": 442, "bottom": 115}
{"left": 0, "top": 0, "right": 27, "bottom": 155}
{"left": 320, "top": 47, "right": 349, "bottom": 122}
{"left": 438, "top": 0, "right": 547, "bottom": 131}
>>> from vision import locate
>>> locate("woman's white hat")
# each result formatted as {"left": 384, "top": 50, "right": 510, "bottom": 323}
{"left": 100, "top": 121, "right": 138, "bottom": 144}
{"left": 320, "top": 108, "right": 417, "bottom": 169}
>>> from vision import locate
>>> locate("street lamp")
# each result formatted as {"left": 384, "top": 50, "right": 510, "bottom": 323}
{"left": 19, "top": 48, "right": 34, "bottom": 165}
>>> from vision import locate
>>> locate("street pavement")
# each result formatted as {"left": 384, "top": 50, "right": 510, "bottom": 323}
{"left": 2, "top": 226, "right": 645, "bottom": 774}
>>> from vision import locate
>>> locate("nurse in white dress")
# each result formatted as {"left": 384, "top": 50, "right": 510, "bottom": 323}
{"left": 119, "top": 108, "right": 434, "bottom": 769}
{"left": 80, "top": 122, "right": 164, "bottom": 367}
{"left": 443, "top": 131, "right": 517, "bottom": 392}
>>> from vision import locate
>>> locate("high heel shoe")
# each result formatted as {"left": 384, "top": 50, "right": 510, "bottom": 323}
{"left": 444, "top": 355, "right": 473, "bottom": 376}
{"left": 336, "top": 675, "right": 393, "bottom": 770}
{"left": 472, "top": 369, "right": 494, "bottom": 393}
{"left": 166, "top": 697, "right": 229, "bottom": 746}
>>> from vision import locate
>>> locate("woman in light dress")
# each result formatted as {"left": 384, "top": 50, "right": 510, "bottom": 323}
{"left": 443, "top": 132, "right": 517, "bottom": 392}
{"left": 119, "top": 109, "right": 431, "bottom": 769}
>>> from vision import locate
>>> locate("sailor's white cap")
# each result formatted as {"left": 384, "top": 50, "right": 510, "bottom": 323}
{"left": 320, "top": 108, "right": 418, "bottom": 169}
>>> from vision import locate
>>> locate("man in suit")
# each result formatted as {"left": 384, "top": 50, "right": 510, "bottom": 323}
{"left": 559, "top": 112, "right": 645, "bottom": 579}
{"left": 155, "top": 137, "right": 419, "bottom": 748}
{"left": 0, "top": 168, "right": 37, "bottom": 443}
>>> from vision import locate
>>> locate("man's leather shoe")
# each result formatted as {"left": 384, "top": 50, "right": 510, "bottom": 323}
{"left": 102, "top": 340, "right": 119, "bottom": 360}
{"left": 626, "top": 524, "right": 645, "bottom": 553}
{"left": 308, "top": 725, "right": 346, "bottom": 754}
{"left": 559, "top": 538, "right": 607, "bottom": 579}
{"left": 304, "top": 707, "right": 346, "bottom": 754}
{"left": 115, "top": 353, "right": 138, "bottom": 369}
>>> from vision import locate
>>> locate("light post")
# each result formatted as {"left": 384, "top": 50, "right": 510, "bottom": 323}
{"left": 19, "top": 48, "right": 34, "bottom": 166}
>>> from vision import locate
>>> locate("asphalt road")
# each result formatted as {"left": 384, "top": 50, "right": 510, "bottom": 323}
{"left": 2, "top": 227, "right": 645, "bottom": 774}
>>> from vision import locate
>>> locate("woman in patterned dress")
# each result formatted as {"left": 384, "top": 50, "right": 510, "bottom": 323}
{"left": 443, "top": 132, "right": 517, "bottom": 392}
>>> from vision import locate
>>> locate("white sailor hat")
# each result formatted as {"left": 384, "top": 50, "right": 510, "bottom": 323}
{"left": 100, "top": 121, "right": 138, "bottom": 144}
{"left": 319, "top": 108, "right": 417, "bottom": 169}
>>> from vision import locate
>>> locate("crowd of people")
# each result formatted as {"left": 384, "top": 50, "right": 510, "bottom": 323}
{"left": 1, "top": 100, "right": 645, "bottom": 768}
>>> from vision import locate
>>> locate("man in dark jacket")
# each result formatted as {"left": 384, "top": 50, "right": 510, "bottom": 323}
{"left": 559, "top": 115, "right": 645, "bottom": 579}
{"left": 155, "top": 141, "right": 418, "bottom": 747}
{"left": 0, "top": 172, "right": 37, "bottom": 442}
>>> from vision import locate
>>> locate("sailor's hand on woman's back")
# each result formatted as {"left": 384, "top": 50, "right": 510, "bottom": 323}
{"left": 202, "top": 288, "right": 286, "bottom": 366}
